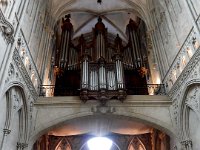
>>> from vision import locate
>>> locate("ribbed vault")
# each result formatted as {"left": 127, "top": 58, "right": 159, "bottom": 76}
{"left": 50, "top": 0, "right": 150, "bottom": 41}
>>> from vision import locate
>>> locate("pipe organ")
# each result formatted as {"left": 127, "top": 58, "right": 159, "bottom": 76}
{"left": 55, "top": 16, "right": 148, "bottom": 104}
{"left": 59, "top": 14, "right": 73, "bottom": 69}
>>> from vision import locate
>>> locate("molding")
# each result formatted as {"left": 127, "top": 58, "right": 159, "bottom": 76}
{"left": 13, "top": 49, "right": 38, "bottom": 100}
{"left": 35, "top": 95, "right": 171, "bottom": 107}
{"left": 0, "top": 9, "right": 14, "bottom": 43}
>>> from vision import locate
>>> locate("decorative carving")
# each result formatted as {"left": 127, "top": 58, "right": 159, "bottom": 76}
{"left": 13, "top": 94, "right": 22, "bottom": 110}
{"left": 0, "top": 9, "right": 14, "bottom": 43}
{"left": 181, "top": 140, "right": 192, "bottom": 149}
{"left": 165, "top": 27, "right": 200, "bottom": 95}
{"left": 17, "top": 32, "right": 41, "bottom": 91}
{"left": 8, "top": 63, "right": 15, "bottom": 77}
{"left": 172, "top": 97, "right": 179, "bottom": 125}
{"left": 17, "top": 142, "right": 28, "bottom": 149}
{"left": 3, "top": 128, "right": 11, "bottom": 135}
{"left": 30, "top": 101, "right": 33, "bottom": 112}
{"left": 13, "top": 49, "right": 38, "bottom": 100}
{"left": 80, "top": 89, "right": 126, "bottom": 105}
{"left": 91, "top": 106, "right": 115, "bottom": 114}
{"left": 168, "top": 46, "right": 200, "bottom": 98}
{"left": 185, "top": 87, "right": 200, "bottom": 113}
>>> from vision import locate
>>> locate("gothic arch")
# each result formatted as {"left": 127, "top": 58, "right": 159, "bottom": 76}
{"left": 0, "top": 82, "right": 29, "bottom": 149}
{"left": 179, "top": 80, "right": 200, "bottom": 148}
{"left": 29, "top": 109, "right": 176, "bottom": 149}
{"left": 128, "top": 137, "right": 146, "bottom": 150}
{"left": 54, "top": 138, "right": 72, "bottom": 150}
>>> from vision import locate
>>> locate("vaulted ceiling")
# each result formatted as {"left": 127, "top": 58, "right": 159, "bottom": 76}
{"left": 48, "top": 115, "right": 152, "bottom": 136}
{"left": 50, "top": 0, "right": 150, "bottom": 41}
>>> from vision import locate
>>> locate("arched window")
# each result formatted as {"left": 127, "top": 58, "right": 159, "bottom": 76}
{"left": 128, "top": 137, "right": 146, "bottom": 150}
{"left": 55, "top": 138, "right": 71, "bottom": 150}
{"left": 129, "top": 144, "right": 136, "bottom": 150}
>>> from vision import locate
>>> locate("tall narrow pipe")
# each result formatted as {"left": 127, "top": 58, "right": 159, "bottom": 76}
{"left": 59, "top": 15, "right": 73, "bottom": 69}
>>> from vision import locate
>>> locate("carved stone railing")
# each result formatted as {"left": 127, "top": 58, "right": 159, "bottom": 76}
{"left": 0, "top": 8, "right": 14, "bottom": 43}
{"left": 164, "top": 26, "right": 200, "bottom": 92}
{"left": 13, "top": 49, "right": 38, "bottom": 99}
{"left": 17, "top": 31, "right": 42, "bottom": 93}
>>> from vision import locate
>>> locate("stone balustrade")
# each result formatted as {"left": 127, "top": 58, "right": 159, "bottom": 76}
{"left": 17, "top": 31, "right": 41, "bottom": 93}
{"left": 164, "top": 24, "right": 200, "bottom": 93}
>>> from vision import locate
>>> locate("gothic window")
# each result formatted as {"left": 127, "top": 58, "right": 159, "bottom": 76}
{"left": 55, "top": 139, "right": 71, "bottom": 150}
{"left": 128, "top": 138, "right": 146, "bottom": 150}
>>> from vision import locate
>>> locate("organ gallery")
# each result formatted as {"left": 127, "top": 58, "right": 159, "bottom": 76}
{"left": 54, "top": 15, "right": 148, "bottom": 104}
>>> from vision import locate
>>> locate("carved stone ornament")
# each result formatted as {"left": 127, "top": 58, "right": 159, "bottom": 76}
{"left": 3, "top": 128, "right": 11, "bottom": 135}
{"left": 17, "top": 142, "right": 28, "bottom": 149}
{"left": 13, "top": 94, "right": 23, "bottom": 110}
{"left": 185, "top": 87, "right": 200, "bottom": 113}
{"left": 0, "top": 8, "right": 14, "bottom": 43}
{"left": 8, "top": 63, "right": 15, "bottom": 77}
{"left": 168, "top": 46, "right": 200, "bottom": 98}
{"left": 181, "top": 140, "right": 192, "bottom": 149}
{"left": 91, "top": 106, "right": 115, "bottom": 114}
{"left": 13, "top": 49, "right": 38, "bottom": 100}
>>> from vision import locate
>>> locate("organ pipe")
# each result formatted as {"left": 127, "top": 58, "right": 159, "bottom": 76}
{"left": 81, "top": 55, "right": 89, "bottom": 89}
{"left": 126, "top": 19, "right": 143, "bottom": 68}
{"left": 98, "top": 58, "right": 106, "bottom": 89}
{"left": 114, "top": 35, "right": 125, "bottom": 89}
{"left": 59, "top": 14, "right": 73, "bottom": 69}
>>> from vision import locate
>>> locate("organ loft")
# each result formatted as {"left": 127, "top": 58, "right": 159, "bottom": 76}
{"left": 54, "top": 15, "right": 149, "bottom": 104}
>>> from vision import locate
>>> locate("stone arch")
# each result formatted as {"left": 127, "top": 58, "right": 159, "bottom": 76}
{"left": 29, "top": 109, "right": 176, "bottom": 149}
{"left": 0, "top": 82, "right": 29, "bottom": 149}
{"left": 179, "top": 80, "right": 200, "bottom": 149}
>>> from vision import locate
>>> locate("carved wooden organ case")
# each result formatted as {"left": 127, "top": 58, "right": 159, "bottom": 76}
{"left": 55, "top": 16, "right": 148, "bottom": 104}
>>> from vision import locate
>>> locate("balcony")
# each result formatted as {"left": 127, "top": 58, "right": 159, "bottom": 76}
{"left": 39, "top": 84, "right": 166, "bottom": 98}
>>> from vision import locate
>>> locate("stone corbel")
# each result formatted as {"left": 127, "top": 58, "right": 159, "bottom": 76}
{"left": 17, "top": 142, "right": 28, "bottom": 150}
{"left": 3, "top": 128, "right": 11, "bottom": 135}
{"left": 181, "top": 140, "right": 192, "bottom": 150}
{"left": 0, "top": 8, "right": 14, "bottom": 43}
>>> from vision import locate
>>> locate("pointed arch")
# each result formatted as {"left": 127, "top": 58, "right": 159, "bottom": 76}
{"left": 0, "top": 82, "right": 29, "bottom": 149}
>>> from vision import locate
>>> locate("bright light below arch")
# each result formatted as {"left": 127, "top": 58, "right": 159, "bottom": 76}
{"left": 87, "top": 137, "right": 113, "bottom": 150}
